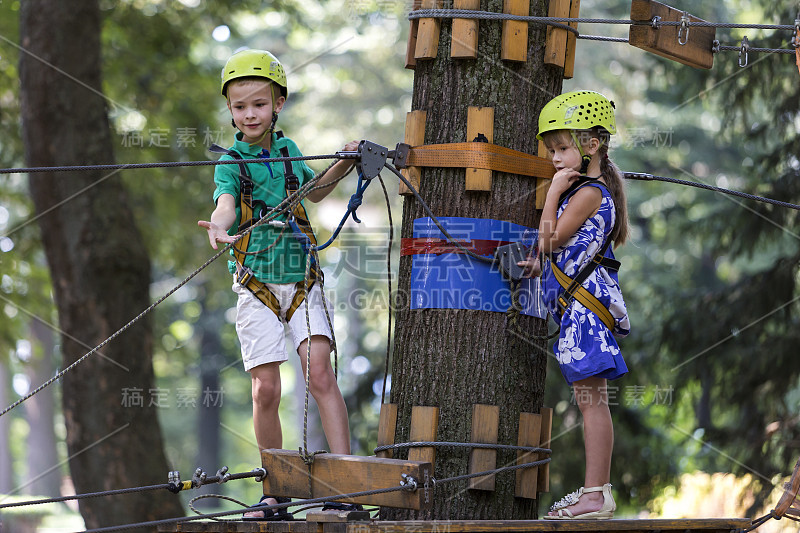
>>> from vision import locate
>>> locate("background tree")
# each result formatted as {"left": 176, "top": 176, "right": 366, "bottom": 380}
{"left": 18, "top": 0, "right": 183, "bottom": 527}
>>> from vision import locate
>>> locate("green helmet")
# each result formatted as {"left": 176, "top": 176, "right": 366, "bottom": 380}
{"left": 537, "top": 90, "right": 616, "bottom": 140}
{"left": 221, "top": 49, "right": 288, "bottom": 98}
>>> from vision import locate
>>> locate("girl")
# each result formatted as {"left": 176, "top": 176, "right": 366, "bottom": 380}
{"left": 520, "top": 90, "right": 630, "bottom": 520}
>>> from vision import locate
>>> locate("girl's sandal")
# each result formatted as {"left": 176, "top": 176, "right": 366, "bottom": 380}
{"left": 543, "top": 483, "right": 616, "bottom": 520}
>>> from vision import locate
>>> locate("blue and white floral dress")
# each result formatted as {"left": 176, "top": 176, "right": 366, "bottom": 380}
{"left": 541, "top": 182, "right": 630, "bottom": 385}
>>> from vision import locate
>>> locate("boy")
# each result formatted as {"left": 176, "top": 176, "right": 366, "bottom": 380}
{"left": 198, "top": 49, "right": 359, "bottom": 519}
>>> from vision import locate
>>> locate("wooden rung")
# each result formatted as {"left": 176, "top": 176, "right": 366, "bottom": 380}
{"left": 415, "top": 0, "right": 442, "bottom": 60}
{"left": 405, "top": 0, "right": 423, "bottom": 69}
{"left": 535, "top": 140, "right": 551, "bottom": 210}
{"left": 400, "top": 110, "right": 427, "bottom": 196}
{"left": 261, "top": 449, "right": 432, "bottom": 510}
{"left": 468, "top": 404, "right": 499, "bottom": 491}
{"left": 465, "top": 106, "right": 494, "bottom": 192}
{"left": 501, "top": 0, "right": 529, "bottom": 62}
{"left": 376, "top": 403, "right": 398, "bottom": 458}
{"left": 629, "top": 0, "right": 716, "bottom": 69}
{"left": 563, "top": 0, "right": 581, "bottom": 79}
{"left": 514, "top": 412, "right": 542, "bottom": 499}
{"left": 408, "top": 405, "right": 439, "bottom": 468}
{"left": 544, "top": 0, "right": 571, "bottom": 68}
{"left": 451, "top": 0, "right": 480, "bottom": 59}
{"left": 536, "top": 406, "right": 553, "bottom": 493}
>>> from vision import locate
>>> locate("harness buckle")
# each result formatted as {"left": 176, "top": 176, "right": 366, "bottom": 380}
{"left": 237, "top": 266, "right": 255, "bottom": 287}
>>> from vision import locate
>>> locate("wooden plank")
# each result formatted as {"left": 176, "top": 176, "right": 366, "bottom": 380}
{"left": 501, "top": 0, "right": 529, "bottom": 62}
{"left": 399, "top": 110, "right": 427, "bottom": 196}
{"left": 514, "top": 412, "right": 542, "bottom": 498}
{"left": 260, "top": 450, "right": 432, "bottom": 510}
{"left": 536, "top": 406, "right": 553, "bottom": 493}
{"left": 629, "top": 0, "right": 716, "bottom": 69}
{"left": 543, "top": 0, "right": 571, "bottom": 68}
{"left": 468, "top": 404, "right": 500, "bottom": 490}
{"left": 376, "top": 403, "right": 398, "bottom": 459}
{"left": 405, "top": 0, "right": 423, "bottom": 69}
{"left": 415, "top": 0, "right": 442, "bottom": 60}
{"left": 535, "top": 139, "right": 551, "bottom": 210}
{"left": 451, "top": 0, "right": 480, "bottom": 58}
{"left": 165, "top": 517, "right": 754, "bottom": 532}
{"left": 465, "top": 107, "right": 494, "bottom": 191}
{"left": 408, "top": 405, "right": 439, "bottom": 467}
{"left": 305, "top": 509, "right": 370, "bottom": 522}
{"left": 563, "top": 0, "right": 581, "bottom": 79}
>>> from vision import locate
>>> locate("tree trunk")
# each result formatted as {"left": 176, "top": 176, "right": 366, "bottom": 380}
{"left": 25, "top": 318, "right": 61, "bottom": 498}
{"left": 386, "top": 1, "right": 563, "bottom": 520}
{"left": 19, "top": 0, "right": 183, "bottom": 528}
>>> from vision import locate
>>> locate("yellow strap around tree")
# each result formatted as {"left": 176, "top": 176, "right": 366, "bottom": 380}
{"left": 405, "top": 142, "right": 556, "bottom": 179}
{"left": 550, "top": 261, "right": 616, "bottom": 331}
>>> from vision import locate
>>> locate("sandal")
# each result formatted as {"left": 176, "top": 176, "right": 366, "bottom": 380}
{"left": 242, "top": 495, "right": 294, "bottom": 521}
{"left": 543, "top": 483, "right": 616, "bottom": 520}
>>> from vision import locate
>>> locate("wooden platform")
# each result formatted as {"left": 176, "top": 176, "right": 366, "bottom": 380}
{"left": 163, "top": 517, "right": 752, "bottom": 533}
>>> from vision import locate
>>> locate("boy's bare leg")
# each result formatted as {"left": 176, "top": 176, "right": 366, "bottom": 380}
{"left": 245, "top": 362, "right": 283, "bottom": 517}
{"left": 298, "top": 335, "right": 351, "bottom": 454}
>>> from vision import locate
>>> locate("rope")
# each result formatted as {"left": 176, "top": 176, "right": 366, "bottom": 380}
{"left": 378, "top": 174, "right": 395, "bottom": 404}
{"left": 0, "top": 163, "right": 333, "bottom": 418}
{"left": 0, "top": 153, "right": 354, "bottom": 175}
{"left": 374, "top": 440, "right": 551, "bottom": 454}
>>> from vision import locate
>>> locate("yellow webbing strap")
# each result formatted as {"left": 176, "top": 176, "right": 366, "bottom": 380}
{"left": 550, "top": 261, "right": 616, "bottom": 331}
{"left": 405, "top": 142, "right": 556, "bottom": 179}
{"left": 286, "top": 280, "right": 315, "bottom": 322}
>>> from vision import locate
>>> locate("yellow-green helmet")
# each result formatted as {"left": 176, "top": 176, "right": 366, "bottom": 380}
{"left": 221, "top": 49, "right": 288, "bottom": 98}
{"left": 537, "top": 90, "right": 616, "bottom": 140}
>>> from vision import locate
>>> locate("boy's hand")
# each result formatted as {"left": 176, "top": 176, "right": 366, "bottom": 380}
{"left": 342, "top": 140, "right": 360, "bottom": 152}
{"left": 197, "top": 220, "right": 238, "bottom": 250}
{"left": 517, "top": 253, "right": 542, "bottom": 278}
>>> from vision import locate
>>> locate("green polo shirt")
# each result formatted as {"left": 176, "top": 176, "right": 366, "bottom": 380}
{"left": 213, "top": 131, "right": 316, "bottom": 284}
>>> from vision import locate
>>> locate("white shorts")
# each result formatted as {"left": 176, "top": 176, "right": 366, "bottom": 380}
{"left": 233, "top": 280, "right": 334, "bottom": 372}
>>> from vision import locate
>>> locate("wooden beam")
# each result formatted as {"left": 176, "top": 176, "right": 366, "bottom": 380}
{"left": 514, "top": 411, "right": 542, "bottom": 499}
{"left": 535, "top": 139, "right": 551, "bottom": 210}
{"left": 468, "top": 404, "right": 500, "bottom": 491}
{"left": 501, "top": 0, "right": 529, "bottom": 62}
{"left": 563, "top": 0, "right": 581, "bottom": 79}
{"left": 260, "top": 450, "right": 432, "bottom": 510}
{"left": 376, "top": 403, "right": 398, "bottom": 459}
{"left": 408, "top": 405, "right": 439, "bottom": 468}
{"left": 400, "top": 110, "right": 427, "bottom": 196}
{"left": 405, "top": 0, "right": 423, "bottom": 69}
{"left": 415, "top": 0, "right": 442, "bottom": 60}
{"left": 543, "top": 0, "right": 571, "bottom": 68}
{"left": 465, "top": 106, "right": 494, "bottom": 191}
{"left": 629, "top": 0, "right": 716, "bottom": 69}
{"left": 536, "top": 406, "right": 553, "bottom": 493}
{"left": 451, "top": 0, "right": 480, "bottom": 59}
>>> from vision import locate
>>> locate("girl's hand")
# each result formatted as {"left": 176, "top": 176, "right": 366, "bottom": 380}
{"left": 197, "top": 220, "right": 238, "bottom": 250}
{"left": 549, "top": 167, "right": 581, "bottom": 197}
{"left": 517, "top": 253, "right": 542, "bottom": 278}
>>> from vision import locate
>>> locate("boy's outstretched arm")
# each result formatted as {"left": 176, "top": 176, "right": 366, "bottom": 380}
{"left": 306, "top": 140, "right": 361, "bottom": 203}
{"left": 198, "top": 193, "right": 238, "bottom": 250}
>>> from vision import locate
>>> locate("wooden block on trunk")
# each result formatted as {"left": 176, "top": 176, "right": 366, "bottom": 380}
{"left": 501, "top": 0, "right": 529, "bottom": 62}
{"left": 536, "top": 406, "right": 553, "bottom": 493}
{"left": 468, "top": 404, "right": 499, "bottom": 491}
{"left": 376, "top": 403, "right": 398, "bottom": 458}
{"left": 629, "top": 0, "right": 715, "bottom": 69}
{"left": 261, "top": 450, "right": 432, "bottom": 510}
{"left": 544, "top": 0, "right": 571, "bottom": 68}
{"left": 514, "top": 411, "right": 542, "bottom": 498}
{"left": 405, "top": 1, "right": 423, "bottom": 69}
{"left": 563, "top": 0, "right": 581, "bottom": 79}
{"left": 399, "top": 110, "right": 427, "bottom": 196}
{"left": 451, "top": 0, "right": 480, "bottom": 58}
{"left": 415, "top": 0, "right": 442, "bottom": 60}
{"left": 408, "top": 405, "right": 439, "bottom": 467}
{"left": 465, "top": 106, "right": 494, "bottom": 191}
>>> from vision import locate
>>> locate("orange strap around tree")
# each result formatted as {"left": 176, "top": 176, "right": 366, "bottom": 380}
{"left": 405, "top": 142, "right": 555, "bottom": 179}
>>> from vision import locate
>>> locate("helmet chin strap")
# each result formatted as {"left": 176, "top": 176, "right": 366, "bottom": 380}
{"left": 570, "top": 131, "right": 592, "bottom": 175}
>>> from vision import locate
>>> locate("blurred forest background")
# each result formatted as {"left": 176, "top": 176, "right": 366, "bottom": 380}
{"left": 1, "top": 0, "right": 799, "bottom": 530}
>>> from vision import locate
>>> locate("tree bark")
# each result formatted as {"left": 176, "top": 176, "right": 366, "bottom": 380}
{"left": 386, "top": 0, "right": 563, "bottom": 520}
{"left": 19, "top": 0, "right": 183, "bottom": 528}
